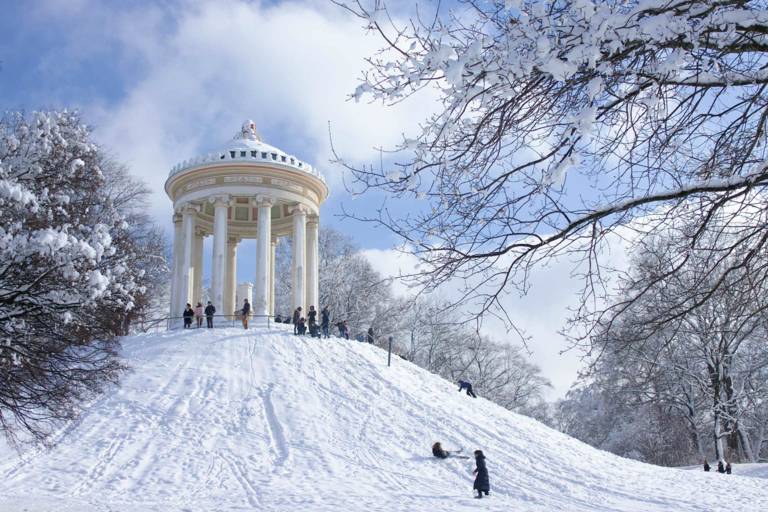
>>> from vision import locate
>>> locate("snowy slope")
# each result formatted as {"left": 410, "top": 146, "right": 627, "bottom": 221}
{"left": 0, "top": 327, "right": 766, "bottom": 511}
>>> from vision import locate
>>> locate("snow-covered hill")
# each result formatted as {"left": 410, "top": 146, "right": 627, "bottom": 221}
{"left": 1, "top": 327, "right": 766, "bottom": 511}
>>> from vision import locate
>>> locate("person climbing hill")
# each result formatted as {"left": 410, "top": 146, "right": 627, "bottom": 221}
{"left": 473, "top": 450, "right": 490, "bottom": 499}
{"left": 458, "top": 380, "right": 478, "bottom": 398}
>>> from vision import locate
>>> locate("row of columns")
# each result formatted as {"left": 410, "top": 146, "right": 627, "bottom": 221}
{"left": 170, "top": 196, "right": 319, "bottom": 322}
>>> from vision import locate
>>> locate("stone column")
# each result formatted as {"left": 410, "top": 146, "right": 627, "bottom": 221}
{"left": 306, "top": 215, "right": 319, "bottom": 311}
{"left": 269, "top": 236, "right": 277, "bottom": 317}
{"left": 210, "top": 195, "right": 230, "bottom": 313}
{"left": 254, "top": 196, "right": 273, "bottom": 318}
{"left": 291, "top": 204, "right": 308, "bottom": 314}
{"left": 170, "top": 212, "right": 183, "bottom": 318}
{"left": 180, "top": 204, "right": 198, "bottom": 310}
{"left": 192, "top": 229, "right": 204, "bottom": 304}
{"left": 225, "top": 237, "right": 238, "bottom": 317}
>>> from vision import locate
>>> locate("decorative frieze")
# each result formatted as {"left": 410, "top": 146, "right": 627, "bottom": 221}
{"left": 271, "top": 177, "right": 303, "bottom": 193}
{"left": 185, "top": 178, "right": 216, "bottom": 191}
{"left": 223, "top": 176, "right": 263, "bottom": 184}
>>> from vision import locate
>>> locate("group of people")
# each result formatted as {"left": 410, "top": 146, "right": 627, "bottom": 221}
{"left": 432, "top": 443, "right": 490, "bottom": 499}
{"left": 182, "top": 301, "right": 217, "bottom": 328}
{"left": 282, "top": 305, "right": 362, "bottom": 342}
{"left": 182, "top": 298, "right": 252, "bottom": 329}
{"left": 703, "top": 460, "right": 733, "bottom": 474}
{"left": 288, "top": 305, "right": 331, "bottom": 338}
{"left": 427, "top": 382, "right": 485, "bottom": 498}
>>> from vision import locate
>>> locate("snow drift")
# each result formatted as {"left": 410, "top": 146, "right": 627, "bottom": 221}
{"left": 0, "top": 327, "right": 766, "bottom": 511}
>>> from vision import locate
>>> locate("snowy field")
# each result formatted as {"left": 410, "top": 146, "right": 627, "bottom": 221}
{"left": 0, "top": 327, "right": 767, "bottom": 511}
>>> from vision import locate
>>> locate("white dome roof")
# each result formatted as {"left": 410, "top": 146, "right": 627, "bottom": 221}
{"left": 168, "top": 120, "right": 324, "bottom": 183}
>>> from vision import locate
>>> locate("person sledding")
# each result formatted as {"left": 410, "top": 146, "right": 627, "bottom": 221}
{"left": 472, "top": 450, "right": 490, "bottom": 499}
{"left": 431, "top": 442, "right": 468, "bottom": 459}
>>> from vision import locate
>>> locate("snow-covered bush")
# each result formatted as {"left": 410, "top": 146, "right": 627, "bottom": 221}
{"left": 0, "top": 111, "right": 166, "bottom": 444}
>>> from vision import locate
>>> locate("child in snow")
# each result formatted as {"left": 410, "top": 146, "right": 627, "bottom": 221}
{"left": 297, "top": 317, "right": 307, "bottom": 335}
{"left": 717, "top": 460, "right": 726, "bottom": 473}
{"left": 473, "top": 450, "right": 490, "bottom": 499}
{"left": 703, "top": 460, "right": 710, "bottom": 472}
{"left": 431, "top": 442, "right": 467, "bottom": 459}
{"left": 194, "top": 302, "right": 204, "bottom": 328}
{"left": 458, "top": 380, "right": 478, "bottom": 398}
{"left": 182, "top": 304, "right": 194, "bottom": 328}
{"left": 726, "top": 462, "right": 732, "bottom": 474}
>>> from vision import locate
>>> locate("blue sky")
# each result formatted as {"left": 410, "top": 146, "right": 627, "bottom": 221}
{"left": 0, "top": 0, "right": 429, "bottom": 251}
{"left": 0, "top": 0, "right": 592, "bottom": 397}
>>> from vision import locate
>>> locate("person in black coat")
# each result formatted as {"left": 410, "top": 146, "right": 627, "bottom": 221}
{"left": 725, "top": 461, "right": 732, "bottom": 474}
{"left": 321, "top": 306, "right": 330, "bottom": 338}
{"left": 366, "top": 327, "right": 375, "bottom": 344}
{"left": 182, "top": 304, "right": 194, "bottom": 328}
{"left": 717, "top": 460, "right": 726, "bottom": 473}
{"left": 703, "top": 460, "right": 710, "bottom": 472}
{"left": 473, "top": 450, "right": 490, "bottom": 498}
{"left": 204, "top": 301, "right": 216, "bottom": 328}
{"left": 458, "top": 380, "right": 478, "bottom": 398}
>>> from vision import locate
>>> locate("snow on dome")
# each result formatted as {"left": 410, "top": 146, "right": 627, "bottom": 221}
{"left": 167, "top": 120, "right": 325, "bottom": 183}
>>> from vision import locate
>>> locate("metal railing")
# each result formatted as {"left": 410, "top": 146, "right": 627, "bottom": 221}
{"left": 136, "top": 314, "right": 276, "bottom": 333}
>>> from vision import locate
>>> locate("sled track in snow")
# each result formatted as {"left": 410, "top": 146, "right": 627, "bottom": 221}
{"left": 262, "top": 383, "right": 290, "bottom": 472}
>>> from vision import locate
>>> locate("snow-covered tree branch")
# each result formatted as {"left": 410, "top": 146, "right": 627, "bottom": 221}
{"left": 336, "top": 0, "right": 768, "bottom": 335}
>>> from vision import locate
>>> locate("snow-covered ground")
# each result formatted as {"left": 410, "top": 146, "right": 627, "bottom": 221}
{"left": 0, "top": 327, "right": 766, "bottom": 511}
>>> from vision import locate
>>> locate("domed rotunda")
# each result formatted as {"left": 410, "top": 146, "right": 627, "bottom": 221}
{"left": 166, "top": 121, "right": 328, "bottom": 321}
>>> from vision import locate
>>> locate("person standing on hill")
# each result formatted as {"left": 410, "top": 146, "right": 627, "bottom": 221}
{"left": 726, "top": 462, "right": 732, "bottom": 474}
{"left": 194, "top": 302, "right": 204, "bottom": 328}
{"left": 458, "top": 380, "right": 478, "bottom": 398}
{"left": 703, "top": 460, "right": 710, "bottom": 472}
{"left": 182, "top": 304, "right": 194, "bottom": 328}
{"left": 473, "top": 450, "right": 490, "bottom": 499}
{"left": 292, "top": 306, "right": 302, "bottom": 334}
{"left": 204, "top": 301, "right": 216, "bottom": 328}
{"left": 718, "top": 460, "right": 726, "bottom": 474}
{"left": 321, "top": 306, "right": 330, "bottom": 338}
{"left": 241, "top": 298, "right": 251, "bottom": 329}
{"left": 366, "top": 327, "right": 375, "bottom": 344}
{"left": 308, "top": 305, "right": 318, "bottom": 337}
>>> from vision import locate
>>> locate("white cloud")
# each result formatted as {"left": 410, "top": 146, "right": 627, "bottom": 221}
{"left": 42, "top": 0, "right": 437, "bottom": 223}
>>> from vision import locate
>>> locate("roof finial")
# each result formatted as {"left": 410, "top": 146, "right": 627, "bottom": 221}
{"left": 238, "top": 120, "right": 262, "bottom": 142}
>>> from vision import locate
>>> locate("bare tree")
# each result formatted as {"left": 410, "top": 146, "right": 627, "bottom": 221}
{"left": 584, "top": 231, "right": 768, "bottom": 463}
{"left": 334, "top": 0, "right": 768, "bottom": 339}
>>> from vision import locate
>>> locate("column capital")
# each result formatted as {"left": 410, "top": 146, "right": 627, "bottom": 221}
{"left": 227, "top": 236, "right": 241, "bottom": 245}
{"left": 251, "top": 195, "right": 275, "bottom": 207}
{"left": 181, "top": 202, "right": 201, "bottom": 215}
{"left": 194, "top": 227, "right": 206, "bottom": 238}
{"left": 306, "top": 215, "right": 319, "bottom": 227}
{"left": 289, "top": 203, "right": 310, "bottom": 216}
{"left": 271, "top": 235, "right": 279, "bottom": 245}
{"left": 209, "top": 194, "right": 231, "bottom": 208}
{"left": 173, "top": 212, "right": 183, "bottom": 224}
